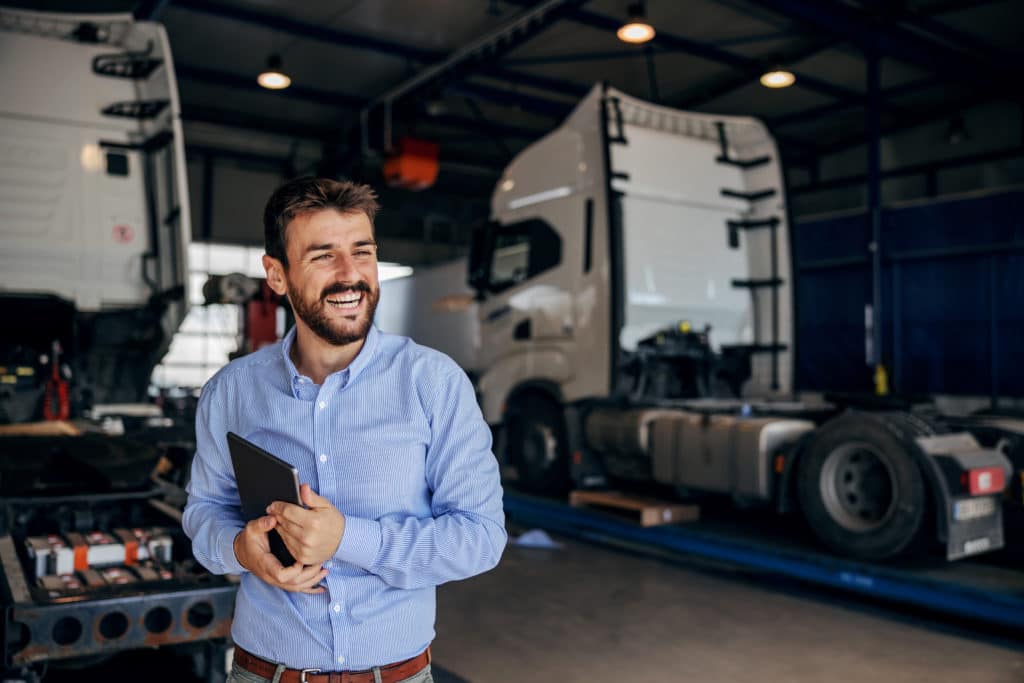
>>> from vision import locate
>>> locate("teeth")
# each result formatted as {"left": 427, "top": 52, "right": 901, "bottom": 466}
{"left": 326, "top": 293, "right": 361, "bottom": 309}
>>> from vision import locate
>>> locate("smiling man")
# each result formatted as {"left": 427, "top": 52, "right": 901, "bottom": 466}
{"left": 183, "top": 177, "right": 506, "bottom": 683}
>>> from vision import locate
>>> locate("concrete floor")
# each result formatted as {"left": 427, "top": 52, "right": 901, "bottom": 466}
{"left": 39, "top": 528, "right": 1024, "bottom": 682}
{"left": 433, "top": 530, "right": 1024, "bottom": 683}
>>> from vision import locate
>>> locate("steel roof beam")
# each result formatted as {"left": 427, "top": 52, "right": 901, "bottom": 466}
{"left": 133, "top": 0, "right": 171, "bottom": 20}
{"left": 176, "top": 66, "right": 550, "bottom": 141}
{"left": 815, "top": 87, "right": 1006, "bottom": 157}
{"left": 751, "top": 0, "right": 1022, "bottom": 88}
{"left": 674, "top": 36, "right": 840, "bottom": 109}
{"left": 789, "top": 145, "right": 1024, "bottom": 195}
{"left": 768, "top": 77, "right": 941, "bottom": 129}
{"left": 176, "top": 64, "right": 365, "bottom": 109}
{"left": 176, "top": 62, "right": 567, "bottom": 125}
{"left": 562, "top": 7, "right": 864, "bottom": 103}
{"left": 173, "top": 0, "right": 588, "bottom": 103}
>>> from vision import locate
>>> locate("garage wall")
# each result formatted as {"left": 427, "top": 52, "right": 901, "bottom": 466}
{"left": 793, "top": 188, "right": 1024, "bottom": 399}
{"left": 788, "top": 100, "right": 1024, "bottom": 219}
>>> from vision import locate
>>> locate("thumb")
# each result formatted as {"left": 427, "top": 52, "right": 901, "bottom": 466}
{"left": 259, "top": 514, "right": 278, "bottom": 531}
{"left": 300, "top": 483, "right": 326, "bottom": 508}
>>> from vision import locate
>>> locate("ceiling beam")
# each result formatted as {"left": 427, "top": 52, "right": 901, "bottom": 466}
{"left": 182, "top": 104, "right": 336, "bottom": 141}
{"left": 172, "top": 0, "right": 588, "bottom": 102}
{"left": 788, "top": 145, "right": 1024, "bottom": 195}
{"left": 560, "top": 6, "right": 864, "bottom": 103}
{"left": 673, "top": 36, "right": 840, "bottom": 109}
{"left": 362, "top": 0, "right": 590, "bottom": 114}
{"left": 133, "top": 0, "right": 170, "bottom": 20}
{"left": 176, "top": 64, "right": 365, "bottom": 109}
{"left": 768, "top": 77, "right": 941, "bottom": 129}
{"left": 173, "top": 0, "right": 437, "bottom": 62}
{"left": 750, "top": 0, "right": 1023, "bottom": 90}
{"left": 815, "top": 87, "right": 1006, "bottom": 157}
{"left": 176, "top": 63, "right": 568, "bottom": 127}
{"left": 177, "top": 68, "right": 550, "bottom": 142}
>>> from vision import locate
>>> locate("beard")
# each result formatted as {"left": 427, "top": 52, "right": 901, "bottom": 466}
{"left": 287, "top": 278, "right": 380, "bottom": 347}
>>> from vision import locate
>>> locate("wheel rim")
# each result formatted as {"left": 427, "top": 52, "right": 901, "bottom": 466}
{"left": 521, "top": 422, "right": 559, "bottom": 478}
{"left": 819, "top": 441, "right": 898, "bottom": 532}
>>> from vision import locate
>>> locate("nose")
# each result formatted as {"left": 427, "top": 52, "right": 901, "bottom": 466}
{"left": 331, "top": 253, "right": 360, "bottom": 282}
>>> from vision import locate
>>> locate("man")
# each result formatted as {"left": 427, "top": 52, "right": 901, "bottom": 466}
{"left": 183, "top": 177, "right": 506, "bottom": 683}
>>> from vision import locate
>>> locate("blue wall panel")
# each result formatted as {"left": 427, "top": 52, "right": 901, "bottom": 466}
{"left": 793, "top": 190, "right": 1024, "bottom": 398}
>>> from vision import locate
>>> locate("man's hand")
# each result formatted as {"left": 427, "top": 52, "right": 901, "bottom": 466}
{"left": 233, "top": 516, "right": 327, "bottom": 593}
{"left": 267, "top": 484, "right": 346, "bottom": 567}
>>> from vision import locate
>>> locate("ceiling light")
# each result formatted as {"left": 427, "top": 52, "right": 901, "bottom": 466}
{"left": 760, "top": 68, "right": 795, "bottom": 89}
{"left": 617, "top": 2, "right": 655, "bottom": 44}
{"left": 257, "top": 54, "right": 291, "bottom": 90}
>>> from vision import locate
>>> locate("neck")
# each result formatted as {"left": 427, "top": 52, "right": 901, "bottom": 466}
{"left": 289, "top": 323, "right": 366, "bottom": 385}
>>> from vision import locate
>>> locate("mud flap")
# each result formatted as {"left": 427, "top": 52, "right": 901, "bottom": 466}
{"left": 915, "top": 434, "right": 1011, "bottom": 561}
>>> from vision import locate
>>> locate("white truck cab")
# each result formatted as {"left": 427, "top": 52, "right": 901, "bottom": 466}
{"left": 464, "top": 84, "right": 1013, "bottom": 563}
{"left": 0, "top": 8, "right": 191, "bottom": 420}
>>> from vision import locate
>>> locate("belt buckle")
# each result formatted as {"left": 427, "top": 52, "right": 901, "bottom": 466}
{"left": 300, "top": 668, "right": 321, "bottom": 683}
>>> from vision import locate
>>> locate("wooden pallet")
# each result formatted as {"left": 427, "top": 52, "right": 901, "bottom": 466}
{"left": 568, "top": 490, "right": 699, "bottom": 527}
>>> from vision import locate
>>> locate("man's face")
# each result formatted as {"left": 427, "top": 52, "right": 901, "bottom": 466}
{"left": 264, "top": 209, "right": 380, "bottom": 347}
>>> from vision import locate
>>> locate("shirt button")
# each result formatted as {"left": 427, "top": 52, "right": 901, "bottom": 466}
{"left": 320, "top": 454, "right": 328, "bottom": 463}
{"left": 318, "top": 401, "right": 326, "bottom": 410}
{"left": 337, "top": 655, "right": 345, "bottom": 665}
{"left": 333, "top": 603, "right": 341, "bottom": 613}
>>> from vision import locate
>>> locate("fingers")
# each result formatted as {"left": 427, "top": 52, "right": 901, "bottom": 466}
{"left": 267, "top": 500, "right": 310, "bottom": 527}
{"left": 272, "top": 512, "right": 307, "bottom": 539}
{"left": 280, "top": 565, "right": 328, "bottom": 593}
{"left": 300, "top": 483, "right": 326, "bottom": 508}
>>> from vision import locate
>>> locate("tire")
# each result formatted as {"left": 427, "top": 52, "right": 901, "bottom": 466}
{"left": 508, "top": 394, "right": 570, "bottom": 497}
{"left": 797, "top": 413, "right": 930, "bottom": 561}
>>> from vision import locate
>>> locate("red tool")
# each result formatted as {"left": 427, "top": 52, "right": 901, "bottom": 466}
{"left": 42, "top": 340, "right": 70, "bottom": 420}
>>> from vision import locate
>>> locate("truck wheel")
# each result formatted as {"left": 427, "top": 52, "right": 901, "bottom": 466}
{"left": 797, "top": 413, "right": 928, "bottom": 561}
{"left": 509, "top": 396, "right": 570, "bottom": 496}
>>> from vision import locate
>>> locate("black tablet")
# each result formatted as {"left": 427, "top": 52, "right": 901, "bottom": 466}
{"left": 226, "top": 431, "right": 301, "bottom": 567}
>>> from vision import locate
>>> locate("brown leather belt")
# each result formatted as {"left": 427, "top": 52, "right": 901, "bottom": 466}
{"left": 233, "top": 645, "right": 431, "bottom": 683}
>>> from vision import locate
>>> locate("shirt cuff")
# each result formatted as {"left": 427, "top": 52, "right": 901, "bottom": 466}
{"left": 218, "top": 525, "right": 247, "bottom": 575}
{"left": 335, "top": 515, "right": 381, "bottom": 571}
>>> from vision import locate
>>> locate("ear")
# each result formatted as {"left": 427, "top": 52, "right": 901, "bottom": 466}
{"left": 263, "top": 254, "right": 288, "bottom": 296}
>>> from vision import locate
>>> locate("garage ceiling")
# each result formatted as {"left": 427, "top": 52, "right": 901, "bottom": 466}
{"left": 11, "top": 0, "right": 1024, "bottom": 201}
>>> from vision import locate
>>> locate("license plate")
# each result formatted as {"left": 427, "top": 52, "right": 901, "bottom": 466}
{"left": 953, "top": 496, "right": 997, "bottom": 521}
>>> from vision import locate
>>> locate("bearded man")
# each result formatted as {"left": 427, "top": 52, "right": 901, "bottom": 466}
{"left": 184, "top": 177, "right": 506, "bottom": 683}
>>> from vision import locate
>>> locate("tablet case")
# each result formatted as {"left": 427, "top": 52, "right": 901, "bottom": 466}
{"left": 226, "top": 431, "right": 301, "bottom": 567}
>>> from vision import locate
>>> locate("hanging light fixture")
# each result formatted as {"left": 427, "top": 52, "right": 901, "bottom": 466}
{"left": 257, "top": 54, "right": 291, "bottom": 90}
{"left": 759, "top": 67, "right": 795, "bottom": 89}
{"left": 617, "top": 1, "right": 655, "bottom": 44}
{"left": 757, "top": 67, "right": 794, "bottom": 89}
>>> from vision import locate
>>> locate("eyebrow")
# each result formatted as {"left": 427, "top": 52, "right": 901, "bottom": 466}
{"left": 303, "top": 240, "right": 377, "bottom": 255}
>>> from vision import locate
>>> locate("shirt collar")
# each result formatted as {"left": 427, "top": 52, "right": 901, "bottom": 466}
{"left": 280, "top": 324, "right": 381, "bottom": 387}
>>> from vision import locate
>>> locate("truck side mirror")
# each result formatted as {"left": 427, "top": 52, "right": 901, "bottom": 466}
{"left": 467, "top": 219, "right": 498, "bottom": 297}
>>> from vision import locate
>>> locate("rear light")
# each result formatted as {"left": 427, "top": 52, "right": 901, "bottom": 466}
{"left": 968, "top": 466, "right": 1005, "bottom": 495}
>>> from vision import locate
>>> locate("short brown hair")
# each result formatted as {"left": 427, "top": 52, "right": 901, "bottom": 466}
{"left": 263, "top": 177, "right": 380, "bottom": 266}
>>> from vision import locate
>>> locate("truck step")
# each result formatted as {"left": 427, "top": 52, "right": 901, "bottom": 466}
{"left": 720, "top": 188, "right": 777, "bottom": 202}
{"left": 731, "top": 278, "right": 784, "bottom": 289}
{"left": 727, "top": 217, "right": 779, "bottom": 231}
{"left": 569, "top": 490, "right": 699, "bottom": 527}
{"left": 714, "top": 121, "right": 772, "bottom": 169}
{"left": 101, "top": 99, "right": 169, "bottom": 120}
{"left": 92, "top": 53, "right": 163, "bottom": 79}
{"left": 715, "top": 154, "right": 771, "bottom": 169}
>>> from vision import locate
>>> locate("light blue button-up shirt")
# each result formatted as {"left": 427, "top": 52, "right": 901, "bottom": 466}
{"left": 183, "top": 325, "right": 506, "bottom": 670}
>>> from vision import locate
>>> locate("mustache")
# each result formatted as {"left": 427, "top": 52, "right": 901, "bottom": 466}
{"left": 321, "top": 281, "right": 372, "bottom": 299}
